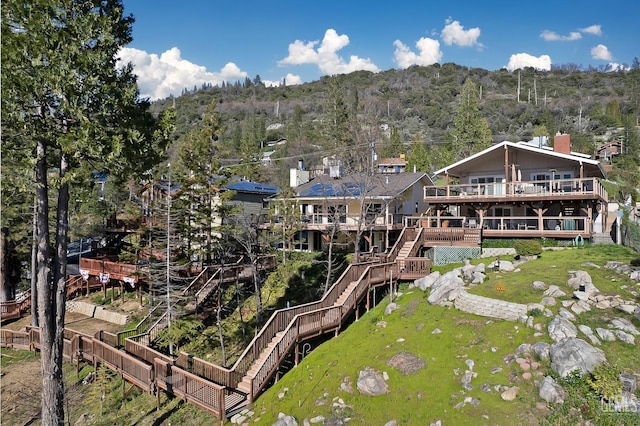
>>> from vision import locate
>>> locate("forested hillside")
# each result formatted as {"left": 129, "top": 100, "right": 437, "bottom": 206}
{"left": 149, "top": 62, "right": 640, "bottom": 193}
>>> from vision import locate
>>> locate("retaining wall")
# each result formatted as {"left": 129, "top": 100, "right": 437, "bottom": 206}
{"left": 453, "top": 290, "right": 528, "bottom": 321}
{"left": 66, "top": 301, "right": 128, "bottom": 325}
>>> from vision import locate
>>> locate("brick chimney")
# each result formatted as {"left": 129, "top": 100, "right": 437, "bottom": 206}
{"left": 553, "top": 133, "right": 571, "bottom": 155}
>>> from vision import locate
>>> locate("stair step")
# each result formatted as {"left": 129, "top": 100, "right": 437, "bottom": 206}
{"left": 236, "top": 381, "right": 251, "bottom": 393}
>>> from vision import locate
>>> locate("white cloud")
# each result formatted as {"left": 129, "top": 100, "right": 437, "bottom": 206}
{"left": 393, "top": 38, "right": 442, "bottom": 68}
{"left": 540, "top": 30, "right": 582, "bottom": 41}
{"left": 278, "top": 29, "right": 380, "bottom": 75}
{"left": 505, "top": 53, "right": 552, "bottom": 71}
{"left": 591, "top": 44, "right": 613, "bottom": 61}
{"left": 263, "top": 73, "right": 303, "bottom": 87}
{"left": 580, "top": 25, "right": 602, "bottom": 36}
{"left": 117, "top": 47, "right": 248, "bottom": 101}
{"left": 441, "top": 18, "right": 482, "bottom": 47}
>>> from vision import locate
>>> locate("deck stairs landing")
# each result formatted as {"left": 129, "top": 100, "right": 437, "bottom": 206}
{"left": 395, "top": 228, "right": 423, "bottom": 271}
{"left": 236, "top": 331, "right": 286, "bottom": 394}
{"left": 235, "top": 277, "right": 364, "bottom": 398}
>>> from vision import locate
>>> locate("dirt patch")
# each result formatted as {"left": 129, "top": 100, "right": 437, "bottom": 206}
{"left": 401, "top": 299, "right": 419, "bottom": 317}
{"left": 386, "top": 351, "right": 426, "bottom": 375}
{"left": 1, "top": 306, "right": 128, "bottom": 425}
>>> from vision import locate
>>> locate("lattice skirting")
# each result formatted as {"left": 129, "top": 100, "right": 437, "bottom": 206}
{"left": 427, "top": 246, "right": 481, "bottom": 266}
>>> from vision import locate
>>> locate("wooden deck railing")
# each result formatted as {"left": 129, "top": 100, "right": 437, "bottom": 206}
{"left": 424, "top": 177, "right": 608, "bottom": 203}
{"left": 1, "top": 253, "right": 407, "bottom": 422}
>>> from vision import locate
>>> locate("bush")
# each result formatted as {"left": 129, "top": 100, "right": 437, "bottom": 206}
{"left": 588, "top": 363, "right": 622, "bottom": 400}
{"left": 630, "top": 257, "right": 640, "bottom": 267}
{"left": 513, "top": 240, "right": 543, "bottom": 256}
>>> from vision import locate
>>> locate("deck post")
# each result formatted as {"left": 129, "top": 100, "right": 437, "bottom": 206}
{"left": 294, "top": 342, "right": 299, "bottom": 366}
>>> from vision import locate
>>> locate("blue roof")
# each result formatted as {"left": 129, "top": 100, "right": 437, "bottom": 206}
{"left": 225, "top": 180, "right": 278, "bottom": 195}
{"left": 298, "top": 181, "right": 370, "bottom": 197}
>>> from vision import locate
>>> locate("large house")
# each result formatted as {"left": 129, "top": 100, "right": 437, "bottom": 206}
{"left": 421, "top": 135, "right": 610, "bottom": 242}
{"left": 271, "top": 171, "right": 434, "bottom": 254}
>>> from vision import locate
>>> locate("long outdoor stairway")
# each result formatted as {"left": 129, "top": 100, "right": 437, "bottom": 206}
{"left": 1, "top": 244, "right": 417, "bottom": 423}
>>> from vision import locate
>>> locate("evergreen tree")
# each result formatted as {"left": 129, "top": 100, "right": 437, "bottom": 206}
{"left": 381, "top": 127, "right": 405, "bottom": 158}
{"left": 1, "top": 2, "right": 171, "bottom": 423}
{"left": 406, "top": 134, "right": 431, "bottom": 173}
{"left": 448, "top": 78, "right": 493, "bottom": 160}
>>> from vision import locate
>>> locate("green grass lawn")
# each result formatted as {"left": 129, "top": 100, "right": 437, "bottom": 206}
{"left": 249, "top": 245, "right": 640, "bottom": 425}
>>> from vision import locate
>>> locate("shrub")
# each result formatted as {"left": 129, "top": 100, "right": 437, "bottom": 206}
{"left": 588, "top": 363, "right": 622, "bottom": 400}
{"left": 630, "top": 257, "right": 640, "bottom": 267}
{"left": 513, "top": 239, "right": 543, "bottom": 256}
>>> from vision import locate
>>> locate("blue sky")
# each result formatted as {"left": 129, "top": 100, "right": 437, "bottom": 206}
{"left": 120, "top": 0, "right": 639, "bottom": 101}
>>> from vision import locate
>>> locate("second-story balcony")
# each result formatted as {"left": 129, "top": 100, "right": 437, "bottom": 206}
{"left": 423, "top": 177, "right": 608, "bottom": 204}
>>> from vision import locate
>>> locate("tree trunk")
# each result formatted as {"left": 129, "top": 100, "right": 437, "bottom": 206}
{"left": 0, "top": 227, "right": 10, "bottom": 302}
{"left": 36, "top": 140, "right": 65, "bottom": 425}
{"left": 31, "top": 194, "right": 38, "bottom": 326}
{"left": 216, "top": 287, "right": 226, "bottom": 366}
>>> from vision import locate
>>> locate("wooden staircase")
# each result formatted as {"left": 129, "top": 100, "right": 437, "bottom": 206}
{"left": 395, "top": 228, "right": 423, "bottom": 272}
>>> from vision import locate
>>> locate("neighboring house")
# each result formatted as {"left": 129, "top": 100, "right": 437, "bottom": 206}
{"left": 377, "top": 157, "right": 407, "bottom": 174}
{"left": 270, "top": 171, "right": 433, "bottom": 253}
{"left": 596, "top": 140, "right": 622, "bottom": 162}
{"left": 138, "top": 177, "right": 277, "bottom": 258}
{"left": 422, "top": 135, "right": 609, "bottom": 241}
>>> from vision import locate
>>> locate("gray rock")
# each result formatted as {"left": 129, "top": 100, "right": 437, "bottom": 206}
{"left": 414, "top": 271, "right": 441, "bottom": 291}
{"left": 383, "top": 420, "right": 397, "bottom": 426}
{"left": 577, "top": 324, "right": 601, "bottom": 345}
{"left": 310, "top": 416, "right": 325, "bottom": 424}
{"left": 471, "top": 272, "right": 485, "bottom": 284}
{"left": 617, "top": 304, "right": 638, "bottom": 315}
{"left": 357, "top": 367, "right": 388, "bottom": 396}
{"left": 541, "top": 297, "right": 557, "bottom": 306}
{"left": 548, "top": 316, "right": 578, "bottom": 342}
{"left": 465, "top": 359, "right": 475, "bottom": 371}
{"left": 613, "top": 330, "right": 635, "bottom": 345}
{"left": 581, "top": 262, "right": 600, "bottom": 269}
{"left": 515, "top": 343, "right": 531, "bottom": 356}
{"left": 473, "top": 263, "right": 486, "bottom": 274}
{"left": 550, "top": 338, "right": 607, "bottom": 377}
{"left": 610, "top": 317, "right": 640, "bottom": 335}
{"left": 530, "top": 342, "right": 550, "bottom": 361}
{"left": 558, "top": 307, "right": 576, "bottom": 321}
{"left": 385, "top": 303, "right": 399, "bottom": 315}
{"left": 273, "top": 413, "right": 298, "bottom": 426}
{"left": 570, "top": 300, "right": 591, "bottom": 314}
{"left": 596, "top": 328, "right": 616, "bottom": 341}
{"left": 427, "top": 271, "right": 465, "bottom": 305}
{"left": 544, "top": 285, "right": 567, "bottom": 297}
{"left": 461, "top": 370, "right": 475, "bottom": 390}
{"left": 532, "top": 281, "right": 546, "bottom": 290}
{"left": 538, "top": 376, "right": 567, "bottom": 404}
{"left": 620, "top": 373, "right": 637, "bottom": 393}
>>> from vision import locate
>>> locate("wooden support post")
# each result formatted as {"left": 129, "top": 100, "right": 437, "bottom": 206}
{"left": 121, "top": 282, "right": 125, "bottom": 303}
{"left": 295, "top": 343, "right": 299, "bottom": 366}
{"left": 122, "top": 373, "right": 125, "bottom": 407}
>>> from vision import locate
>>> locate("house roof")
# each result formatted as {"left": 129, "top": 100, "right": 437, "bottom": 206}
{"left": 432, "top": 141, "right": 606, "bottom": 179}
{"left": 295, "top": 172, "right": 432, "bottom": 200}
{"left": 225, "top": 179, "right": 278, "bottom": 195}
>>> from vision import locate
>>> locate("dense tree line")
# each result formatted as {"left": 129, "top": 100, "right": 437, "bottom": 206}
{"left": 151, "top": 60, "right": 640, "bottom": 191}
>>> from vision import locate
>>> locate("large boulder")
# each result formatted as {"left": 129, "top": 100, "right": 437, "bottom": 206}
{"left": 427, "top": 271, "right": 465, "bottom": 305}
{"left": 566, "top": 270, "right": 599, "bottom": 294}
{"left": 550, "top": 338, "right": 607, "bottom": 377}
{"left": 547, "top": 316, "right": 578, "bottom": 342}
{"left": 414, "top": 271, "right": 441, "bottom": 291}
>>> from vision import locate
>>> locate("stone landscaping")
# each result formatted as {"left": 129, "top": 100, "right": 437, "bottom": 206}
{"left": 257, "top": 254, "right": 640, "bottom": 425}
